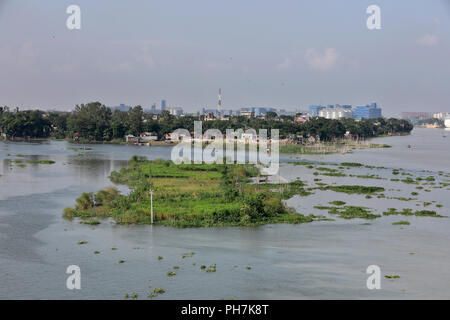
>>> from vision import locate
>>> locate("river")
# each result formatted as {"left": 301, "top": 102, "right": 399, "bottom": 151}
{"left": 0, "top": 128, "right": 449, "bottom": 299}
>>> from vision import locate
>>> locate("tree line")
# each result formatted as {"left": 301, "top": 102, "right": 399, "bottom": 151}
{"left": 0, "top": 102, "right": 413, "bottom": 141}
{"left": 415, "top": 118, "right": 445, "bottom": 128}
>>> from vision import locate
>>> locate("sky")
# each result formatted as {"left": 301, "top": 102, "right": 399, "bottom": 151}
{"left": 0, "top": 0, "right": 449, "bottom": 116}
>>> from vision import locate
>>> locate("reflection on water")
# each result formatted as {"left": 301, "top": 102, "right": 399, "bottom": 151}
{"left": 0, "top": 128, "right": 450, "bottom": 299}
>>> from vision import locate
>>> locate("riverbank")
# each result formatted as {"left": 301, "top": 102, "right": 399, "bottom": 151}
{"left": 280, "top": 140, "right": 392, "bottom": 155}
{"left": 69, "top": 138, "right": 392, "bottom": 154}
{"left": 70, "top": 139, "right": 180, "bottom": 146}
{"left": 1, "top": 135, "right": 395, "bottom": 156}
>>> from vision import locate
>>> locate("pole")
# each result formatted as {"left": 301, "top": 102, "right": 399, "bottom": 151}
{"left": 150, "top": 189, "right": 154, "bottom": 224}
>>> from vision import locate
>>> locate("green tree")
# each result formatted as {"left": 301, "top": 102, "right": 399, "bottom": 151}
{"left": 128, "top": 106, "right": 144, "bottom": 135}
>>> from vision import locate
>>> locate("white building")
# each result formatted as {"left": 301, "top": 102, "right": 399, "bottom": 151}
{"left": 240, "top": 110, "right": 254, "bottom": 118}
{"left": 140, "top": 132, "right": 158, "bottom": 142}
{"left": 168, "top": 107, "right": 184, "bottom": 116}
{"left": 445, "top": 116, "right": 450, "bottom": 129}
{"left": 434, "top": 113, "right": 450, "bottom": 120}
{"left": 318, "top": 107, "right": 353, "bottom": 119}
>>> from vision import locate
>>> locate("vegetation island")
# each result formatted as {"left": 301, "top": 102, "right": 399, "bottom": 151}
{"left": 63, "top": 157, "right": 314, "bottom": 227}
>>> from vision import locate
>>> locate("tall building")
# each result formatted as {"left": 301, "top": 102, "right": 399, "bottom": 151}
{"left": 217, "top": 89, "right": 222, "bottom": 118}
{"left": 168, "top": 107, "right": 184, "bottom": 116}
{"left": 151, "top": 103, "right": 157, "bottom": 114}
{"left": 353, "top": 103, "right": 382, "bottom": 119}
{"left": 161, "top": 100, "right": 167, "bottom": 111}
{"left": 309, "top": 105, "right": 325, "bottom": 117}
{"left": 319, "top": 107, "right": 353, "bottom": 119}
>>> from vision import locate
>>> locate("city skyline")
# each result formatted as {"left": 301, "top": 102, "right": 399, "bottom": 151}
{"left": 0, "top": 1, "right": 449, "bottom": 116}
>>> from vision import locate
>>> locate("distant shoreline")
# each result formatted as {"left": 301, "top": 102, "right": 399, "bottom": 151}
{"left": 0, "top": 134, "right": 402, "bottom": 155}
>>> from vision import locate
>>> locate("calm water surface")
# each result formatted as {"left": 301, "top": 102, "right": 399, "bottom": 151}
{"left": 0, "top": 128, "right": 449, "bottom": 299}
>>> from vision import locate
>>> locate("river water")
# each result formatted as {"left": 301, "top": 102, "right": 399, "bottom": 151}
{"left": 0, "top": 128, "right": 449, "bottom": 299}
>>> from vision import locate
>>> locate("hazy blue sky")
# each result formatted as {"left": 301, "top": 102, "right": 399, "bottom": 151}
{"left": 0, "top": 0, "right": 449, "bottom": 116}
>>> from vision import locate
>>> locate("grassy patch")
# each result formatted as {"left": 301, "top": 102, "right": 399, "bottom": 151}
{"left": 318, "top": 185, "right": 385, "bottom": 195}
{"left": 182, "top": 252, "right": 195, "bottom": 259}
{"left": 80, "top": 219, "right": 100, "bottom": 225}
{"left": 341, "top": 162, "right": 363, "bottom": 167}
{"left": 205, "top": 264, "right": 217, "bottom": 273}
{"left": 153, "top": 288, "right": 165, "bottom": 294}
{"left": 390, "top": 197, "right": 415, "bottom": 201}
{"left": 329, "top": 201, "right": 346, "bottom": 206}
{"left": 392, "top": 220, "right": 410, "bottom": 225}
{"left": 321, "top": 172, "right": 347, "bottom": 177}
{"left": 316, "top": 167, "right": 338, "bottom": 172}
{"left": 124, "top": 293, "right": 138, "bottom": 299}
{"left": 315, "top": 205, "right": 380, "bottom": 220}
{"left": 401, "top": 177, "right": 418, "bottom": 185}
{"left": 383, "top": 208, "right": 444, "bottom": 218}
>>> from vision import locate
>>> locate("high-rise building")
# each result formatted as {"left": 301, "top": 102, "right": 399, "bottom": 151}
{"left": 318, "top": 107, "right": 353, "bottom": 119}
{"left": 353, "top": 103, "right": 382, "bottom": 119}
{"left": 151, "top": 103, "right": 157, "bottom": 114}
{"left": 217, "top": 89, "right": 222, "bottom": 118}
{"left": 309, "top": 105, "right": 325, "bottom": 117}
{"left": 168, "top": 107, "right": 184, "bottom": 116}
{"left": 161, "top": 100, "right": 167, "bottom": 111}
